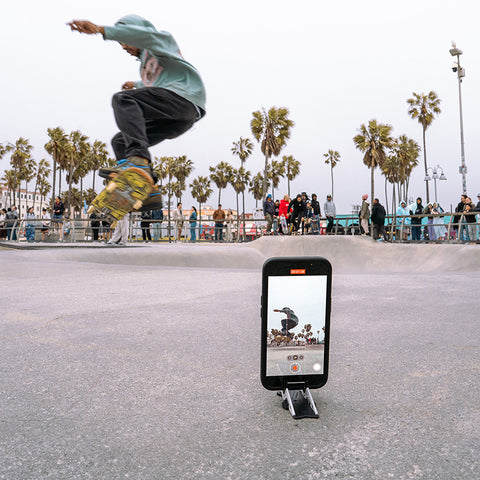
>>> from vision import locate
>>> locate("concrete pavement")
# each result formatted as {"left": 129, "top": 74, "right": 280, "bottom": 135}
{"left": 1, "top": 237, "right": 479, "bottom": 479}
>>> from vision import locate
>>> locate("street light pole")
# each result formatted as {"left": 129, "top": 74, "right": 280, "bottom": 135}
{"left": 450, "top": 42, "right": 467, "bottom": 195}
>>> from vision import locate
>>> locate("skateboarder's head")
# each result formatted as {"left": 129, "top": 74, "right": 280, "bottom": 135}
{"left": 115, "top": 14, "right": 156, "bottom": 58}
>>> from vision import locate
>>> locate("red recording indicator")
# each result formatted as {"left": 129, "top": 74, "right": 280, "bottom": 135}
{"left": 290, "top": 269, "right": 306, "bottom": 275}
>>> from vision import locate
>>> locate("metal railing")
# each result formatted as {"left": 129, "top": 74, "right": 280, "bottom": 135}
{"left": 1, "top": 211, "right": 478, "bottom": 244}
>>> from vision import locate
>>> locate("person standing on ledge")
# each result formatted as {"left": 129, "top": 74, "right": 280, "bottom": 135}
{"left": 67, "top": 15, "right": 206, "bottom": 210}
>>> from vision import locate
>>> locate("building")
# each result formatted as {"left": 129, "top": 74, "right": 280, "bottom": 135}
{"left": 0, "top": 183, "right": 48, "bottom": 216}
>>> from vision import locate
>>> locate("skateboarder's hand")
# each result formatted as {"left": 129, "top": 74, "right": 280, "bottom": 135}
{"left": 122, "top": 81, "right": 135, "bottom": 90}
{"left": 67, "top": 20, "right": 104, "bottom": 35}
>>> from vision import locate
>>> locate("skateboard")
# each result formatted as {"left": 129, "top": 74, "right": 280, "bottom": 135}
{"left": 88, "top": 167, "right": 154, "bottom": 221}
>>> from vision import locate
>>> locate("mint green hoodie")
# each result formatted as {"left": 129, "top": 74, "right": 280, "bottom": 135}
{"left": 104, "top": 14, "right": 206, "bottom": 111}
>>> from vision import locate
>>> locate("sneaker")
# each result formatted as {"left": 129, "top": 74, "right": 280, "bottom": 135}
{"left": 133, "top": 185, "right": 163, "bottom": 212}
{"left": 99, "top": 156, "right": 158, "bottom": 183}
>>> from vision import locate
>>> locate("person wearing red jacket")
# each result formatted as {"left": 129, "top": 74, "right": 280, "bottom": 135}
{"left": 278, "top": 195, "right": 291, "bottom": 235}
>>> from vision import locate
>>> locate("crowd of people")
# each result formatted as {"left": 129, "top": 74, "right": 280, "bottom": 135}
{"left": 2, "top": 191, "right": 480, "bottom": 244}
{"left": 263, "top": 192, "right": 337, "bottom": 236}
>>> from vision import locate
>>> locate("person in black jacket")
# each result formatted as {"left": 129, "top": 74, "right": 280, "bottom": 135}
{"left": 410, "top": 197, "right": 424, "bottom": 241}
{"left": 141, "top": 210, "right": 152, "bottom": 242}
{"left": 288, "top": 194, "right": 306, "bottom": 233}
{"left": 371, "top": 198, "right": 386, "bottom": 241}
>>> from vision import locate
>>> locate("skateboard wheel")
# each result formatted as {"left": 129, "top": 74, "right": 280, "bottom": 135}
{"left": 133, "top": 200, "right": 143, "bottom": 210}
{"left": 106, "top": 182, "right": 117, "bottom": 193}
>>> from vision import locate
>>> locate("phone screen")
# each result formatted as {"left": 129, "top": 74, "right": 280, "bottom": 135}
{"left": 266, "top": 274, "right": 328, "bottom": 377}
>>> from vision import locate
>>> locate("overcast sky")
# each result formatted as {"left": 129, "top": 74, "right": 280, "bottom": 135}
{"left": 1, "top": 0, "right": 478, "bottom": 214}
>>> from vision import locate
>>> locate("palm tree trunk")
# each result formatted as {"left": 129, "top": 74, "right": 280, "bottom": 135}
{"left": 236, "top": 193, "right": 239, "bottom": 243}
{"left": 262, "top": 154, "right": 269, "bottom": 200}
{"left": 370, "top": 167, "right": 374, "bottom": 208}
{"left": 384, "top": 179, "right": 389, "bottom": 216}
{"left": 199, "top": 202, "right": 202, "bottom": 240}
{"left": 331, "top": 165, "right": 334, "bottom": 198}
{"left": 51, "top": 159, "right": 57, "bottom": 211}
{"left": 92, "top": 170, "right": 96, "bottom": 193}
{"left": 242, "top": 191, "right": 246, "bottom": 242}
{"left": 423, "top": 127, "right": 429, "bottom": 203}
{"left": 287, "top": 178, "right": 290, "bottom": 198}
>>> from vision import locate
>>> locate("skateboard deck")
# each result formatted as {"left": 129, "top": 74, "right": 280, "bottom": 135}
{"left": 88, "top": 167, "right": 153, "bottom": 221}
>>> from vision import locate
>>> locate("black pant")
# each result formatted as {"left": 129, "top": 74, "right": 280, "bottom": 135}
{"left": 141, "top": 222, "right": 152, "bottom": 241}
{"left": 111, "top": 87, "right": 200, "bottom": 161}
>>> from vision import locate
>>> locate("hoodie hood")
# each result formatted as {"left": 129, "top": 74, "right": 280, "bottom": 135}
{"left": 115, "top": 14, "right": 156, "bottom": 31}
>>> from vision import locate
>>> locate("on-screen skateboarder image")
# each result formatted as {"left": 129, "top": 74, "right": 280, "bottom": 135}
{"left": 273, "top": 307, "right": 299, "bottom": 338}
{"left": 67, "top": 14, "right": 206, "bottom": 219}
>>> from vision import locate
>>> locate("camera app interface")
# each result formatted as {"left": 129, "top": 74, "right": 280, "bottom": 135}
{"left": 266, "top": 274, "right": 327, "bottom": 377}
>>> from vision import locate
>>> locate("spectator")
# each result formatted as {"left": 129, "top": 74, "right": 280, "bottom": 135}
{"left": 304, "top": 202, "right": 314, "bottom": 234}
{"left": 432, "top": 203, "right": 447, "bottom": 241}
{"left": 263, "top": 195, "right": 275, "bottom": 234}
{"left": 273, "top": 200, "right": 280, "bottom": 234}
{"left": 278, "top": 195, "right": 290, "bottom": 235}
{"left": 25, "top": 207, "right": 36, "bottom": 243}
{"left": 0, "top": 209, "right": 7, "bottom": 240}
{"left": 213, "top": 204, "right": 225, "bottom": 242}
{"left": 410, "top": 197, "right": 424, "bottom": 241}
{"left": 424, "top": 203, "right": 436, "bottom": 241}
{"left": 311, "top": 193, "right": 321, "bottom": 234}
{"left": 324, "top": 195, "right": 336, "bottom": 234}
{"left": 453, "top": 194, "right": 467, "bottom": 239}
{"left": 360, "top": 194, "right": 370, "bottom": 235}
{"left": 464, "top": 197, "right": 477, "bottom": 242}
{"left": 289, "top": 194, "right": 306, "bottom": 234}
{"left": 396, "top": 201, "right": 411, "bottom": 241}
{"left": 52, "top": 196, "right": 65, "bottom": 232}
{"left": 89, "top": 210, "right": 100, "bottom": 242}
{"left": 225, "top": 209, "right": 234, "bottom": 241}
{"left": 141, "top": 209, "right": 152, "bottom": 243}
{"left": 62, "top": 216, "right": 72, "bottom": 241}
{"left": 5, "top": 206, "right": 18, "bottom": 240}
{"left": 371, "top": 198, "right": 386, "bottom": 241}
{"left": 189, "top": 206, "right": 198, "bottom": 243}
{"left": 41, "top": 208, "right": 50, "bottom": 241}
{"left": 151, "top": 208, "right": 164, "bottom": 242}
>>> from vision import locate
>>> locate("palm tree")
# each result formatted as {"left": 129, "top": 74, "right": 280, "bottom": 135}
{"left": 209, "top": 161, "right": 232, "bottom": 205}
{"left": 153, "top": 156, "right": 169, "bottom": 193}
{"left": 45, "top": 127, "right": 69, "bottom": 210}
{"left": 231, "top": 137, "right": 253, "bottom": 239}
{"left": 32, "top": 159, "right": 51, "bottom": 210}
{"left": 10, "top": 137, "right": 33, "bottom": 207}
{"left": 37, "top": 178, "right": 51, "bottom": 212}
{"left": 1, "top": 170, "right": 17, "bottom": 207}
{"left": 229, "top": 166, "right": 251, "bottom": 241}
{"left": 353, "top": 120, "right": 394, "bottom": 203}
{"left": 323, "top": 150, "right": 341, "bottom": 200}
{"left": 249, "top": 172, "right": 267, "bottom": 209}
{"left": 83, "top": 187, "right": 97, "bottom": 206}
{"left": 381, "top": 155, "right": 401, "bottom": 215}
{"left": 61, "top": 187, "right": 82, "bottom": 216}
{"left": 190, "top": 175, "right": 213, "bottom": 237}
{"left": 20, "top": 158, "right": 37, "bottom": 211}
{"left": 0, "top": 143, "right": 12, "bottom": 162}
{"left": 407, "top": 91, "right": 441, "bottom": 203}
{"left": 160, "top": 156, "right": 179, "bottom": 240}
{"left": 267, "top": 159, "right": 285, "bottom": 201}
{"left": 283, "top": 155, "right": 300, "bottom": 198}
{"left": 392, "top": 135, "right": 420, "bottom": 202}
{"left": 250, "top": 106, "right": 294, "bottom": 199}
{"left": 89, "top": 140, "right": 109, "bottom": 193}
{"left": 66, "top": 130, "right": 89, "bottom": 216}
{"left": 173, "top": 155, "right": 194, "bottom": 203}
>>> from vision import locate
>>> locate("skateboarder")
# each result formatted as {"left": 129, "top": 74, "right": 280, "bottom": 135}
{"left": 273, "top": 307, "right": 299, "bottom": 336}
{"left": 68, "top": 14, "right": 206, "bottom": 215}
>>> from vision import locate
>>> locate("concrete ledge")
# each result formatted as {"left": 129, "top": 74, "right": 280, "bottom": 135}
{"left": 2, "top": 236, "right": 480, "bottom": 273}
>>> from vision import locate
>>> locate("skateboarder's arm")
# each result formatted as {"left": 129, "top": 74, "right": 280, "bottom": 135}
{"left": 67, "top": 20, "right": 105, "bottom": 36}
{"left": 103, "top": 24, "right": 183, "bottom": 60}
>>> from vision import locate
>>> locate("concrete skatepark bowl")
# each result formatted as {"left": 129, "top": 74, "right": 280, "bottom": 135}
{"left": 1, "top": 236, "right": 479, "bottom": 479}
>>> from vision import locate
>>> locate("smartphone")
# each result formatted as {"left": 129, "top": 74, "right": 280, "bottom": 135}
{"left": 261, "top": 257, "right": 332, "bottom": 391}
